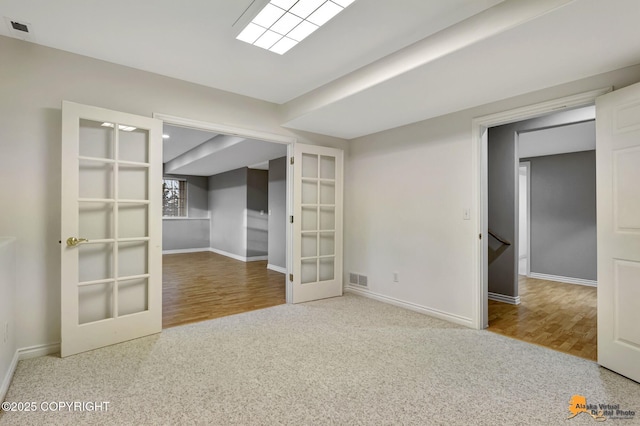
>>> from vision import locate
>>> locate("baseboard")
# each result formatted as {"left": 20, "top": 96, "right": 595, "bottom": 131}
{"left": 488, "top": 292, "right": 521, "bottom": 305}
{"left": 18, "top": 342, "right": 60, "bottom": 360}
{"left": 345, "top": 285, "right": 473, "bottom": 328}
{"left": 529, "top": 272, "right": 597, "bottom": 287}
{"left": 267, "top": 264, "right": 287, "bottom": 274}
{"left": 1, "top": 342, "right": 59, "bottom": 402}
{"left": 208, "top": 248, "right": 267, "bottom": 262}
{"left": 162, "top": 247, "right": 210, "bottom": 255}
{"left": 1, "top": 351, "right": 18, "bottom": 403}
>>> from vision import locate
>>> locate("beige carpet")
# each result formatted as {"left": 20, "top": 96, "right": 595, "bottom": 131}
{"left": 1, "top": 293, "right": 639, "bottom": 425}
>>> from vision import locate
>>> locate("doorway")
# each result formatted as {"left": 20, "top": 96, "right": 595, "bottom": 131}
{"left": 471, "top": 88, "right": 611, "bottom": 360}
{"left": 154, "top": 114, "right": 295, "bottom": 328}
{"left": 484, "top": 107, "right": 598, "bottom": 359}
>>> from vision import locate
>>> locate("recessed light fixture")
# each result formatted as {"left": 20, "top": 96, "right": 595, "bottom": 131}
{"left": 101, "top": 122, "right": 137, "bottom": 132}
{"left": 236, "top": 0, "right": 355, "bottom": 55}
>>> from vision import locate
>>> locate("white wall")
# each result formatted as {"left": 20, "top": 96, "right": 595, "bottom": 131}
{"left": 344, "top": 64, "right": 640, "bottom": 326}
{"left": 0, "top": 35, "right": 347, "bottom": 350}
{"left": 518, "top": 166, "right": 528, "bottom": 276}
{"left": 0, "top": 238, "right": 16, "bottom": 401}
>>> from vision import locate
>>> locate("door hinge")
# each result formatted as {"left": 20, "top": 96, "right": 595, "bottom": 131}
{"left": 289, "top": 273, "right": 294, "bottom": 281}
{"left": 290, "top": 215, "right": 294, "bottom": 223}
{"left": 290, "top": 157, "right": 294, "bottom": 165}
{"left": 479, "top": 233, "right": 482, "bottom": 240}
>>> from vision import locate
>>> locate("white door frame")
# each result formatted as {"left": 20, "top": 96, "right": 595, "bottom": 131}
{"left": 152, "top": 113, "right": 297, "bottom": 303}
{"left": 518, "top": 160, "right": 531, "bottom": 277}
{"left": 471, "top": 87, "right": 611, "bottom": 329}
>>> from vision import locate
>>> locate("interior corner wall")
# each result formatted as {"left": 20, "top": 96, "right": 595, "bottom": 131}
{"left": 162, "top": 175, "right": 210, "bottom": 251}
{"left": 344, "top": 64, "right": 640, "bottom": 325}
{"left": 246, "top": 169, "right": 269, "bottom": 258}
{"left": 268, "top": 157, "right": 287, "bottom": 269}
{"left": 0, "top": 238, "right": 16, "bottom": 400}
{"left": 0, "top": 35, "right": 347, "bottom": 350}
{"left": 521, "top": 151, "right": 597, "bottom": 281}
{"left": 209, "top": 168, "right": 248, "bottom": 258}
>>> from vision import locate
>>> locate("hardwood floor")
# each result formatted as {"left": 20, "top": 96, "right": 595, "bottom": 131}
{"left": 487, "top": 276, "right": 597, "bottom": 361}
{"left": 162, "top": 252, "right": 286, "bottom": 329}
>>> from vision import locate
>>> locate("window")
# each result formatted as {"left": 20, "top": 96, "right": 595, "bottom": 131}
{"left": 162, "top": 178, "right": 187, "bottom": 217}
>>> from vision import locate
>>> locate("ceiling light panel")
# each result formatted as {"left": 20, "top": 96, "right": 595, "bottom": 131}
{"left": 236, "top": 0, "right": 356, "bottom": 55}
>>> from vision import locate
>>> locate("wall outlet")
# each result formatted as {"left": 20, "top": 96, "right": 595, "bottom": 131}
{"left": 393, "top": 272, "right": 399, "bottom": 282}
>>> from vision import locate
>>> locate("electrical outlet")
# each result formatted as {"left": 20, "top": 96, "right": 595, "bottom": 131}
{"left": 393, "top": 272, "right": 399, "bottom": 283}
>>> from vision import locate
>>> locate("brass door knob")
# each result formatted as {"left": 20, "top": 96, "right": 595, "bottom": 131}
{"left": 66, "top": 237, "right": 89, "bottom": 247}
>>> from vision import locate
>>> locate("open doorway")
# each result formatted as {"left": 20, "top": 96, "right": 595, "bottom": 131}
{"left": 158, "top": 119, "right": 292, "bottom": 328}
{"left": 484, "top": 106, "right": 598, "bottom": 360}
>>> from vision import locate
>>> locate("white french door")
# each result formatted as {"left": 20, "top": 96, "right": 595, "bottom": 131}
{"left": 61, "top": 101, "right": 162, "bottom": 357}
{"left": 596, "top": 82, "right": 640, "bottom": 382}
{"left": 291, "top": 144, "right": 343, "bottom": 303}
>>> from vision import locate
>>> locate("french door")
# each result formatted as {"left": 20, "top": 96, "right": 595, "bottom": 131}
{"left": 291, "top": 144, "right": 343, "bottom": 303}
{"left": 61, "top": 101, "right": 162, "bottom": 357}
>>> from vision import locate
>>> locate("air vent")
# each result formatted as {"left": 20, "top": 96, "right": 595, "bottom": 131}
{"left": 349, "top": 273, "right": 358, "bottom": 285}
{"left": 4, "top": 17, "right": 35, "bottom": 41}
{"left": 358, "top": 274, "right": 368, "bottom": 287}
{"left": 11, "top": 21, "right": 28, "bottom": 33}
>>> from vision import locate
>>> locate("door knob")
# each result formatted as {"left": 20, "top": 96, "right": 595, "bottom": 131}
{"left": 66, "top": 237, "right": 89, "bottom": 247}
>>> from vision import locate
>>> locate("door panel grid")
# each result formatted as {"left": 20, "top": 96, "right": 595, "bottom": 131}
{"left": 62, "top": 101, "right": 162, "bottom": 357}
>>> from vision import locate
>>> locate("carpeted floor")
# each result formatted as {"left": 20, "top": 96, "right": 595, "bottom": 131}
{"left": 1, "top": 293, "right": 639, "bottom": 425}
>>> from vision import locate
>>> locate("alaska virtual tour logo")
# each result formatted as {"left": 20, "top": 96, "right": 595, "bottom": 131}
{"left": 568, "top": 395, "right": 636, "bottom": 422}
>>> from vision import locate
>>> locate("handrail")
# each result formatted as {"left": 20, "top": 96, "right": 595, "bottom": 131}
{"left": 488, "top": 229, "right": 511, "bottom": 246}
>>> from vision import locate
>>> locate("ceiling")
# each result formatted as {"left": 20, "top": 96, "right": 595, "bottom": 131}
{"left": 163, "top": 124, "right": 287, "bottom": 176}
{"left": 519, "top": 120, "right": 595, "bottom": 159}
{"left": 2, "top": 0, "right": 640, "bottom": 139}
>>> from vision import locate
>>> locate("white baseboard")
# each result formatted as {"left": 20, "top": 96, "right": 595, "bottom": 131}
{"left": 1, "top": 351, "right": 18, "bottom": 403}
{"left": 162, "top": 247, "right": 210, "bottom": 255}
{"left": 18, "top": 342, "right": 60, "bottom": 360}
{"left": 488, "top": 292, "right": 521, "bottom": 305}
{"left": 1, "top": 342, "right": 59, "bottom": 402}
{"left": 345, "top": 285, "right": 473, "bottom": 328}
{"left": 208, "top": 248, "right": 267, "bottom": 262}
{"left": 267, "top": 264, "right": 287, "bottom": 274}
{"left": 529, "top": 272, "right": 597, "bottom": 287}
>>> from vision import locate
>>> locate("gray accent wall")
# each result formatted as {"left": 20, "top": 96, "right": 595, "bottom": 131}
{"left": 162, "top": 175, "right": 210, "bottom": 251}
{"left": 521, "top": 151, "right": 597, "bottom": 280}
{"left": 247, "top": 169, "right": 269, "bottom": 258}
{"left": 209, "top": 168, "right": 248, "bottom": 257}
{"left": 268, "top": 157, "right": 287, "bottom": 269}
{"left": 488, "top": 111, "right": 596, "bottom": 297}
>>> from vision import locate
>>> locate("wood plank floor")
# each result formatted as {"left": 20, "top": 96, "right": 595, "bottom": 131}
{"left": 162, "top": 252, "right": 286, "bottom": 329}
{"left": 487, "top": 276, "right": 597, "bottom": 361}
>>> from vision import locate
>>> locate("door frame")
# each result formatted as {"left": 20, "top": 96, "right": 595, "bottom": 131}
{"left": 152, "top": 113, "right": 297, "bottom": 303}
{"left": 518, "top": 160, "right": 531, "bottom": 277}
{"left": 470, "top": 87, "right": 611, "bottom": 329}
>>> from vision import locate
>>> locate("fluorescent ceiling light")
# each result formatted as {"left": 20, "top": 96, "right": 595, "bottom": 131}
{"left": 236, "top": 0, "right": 356, "bottom": 55}
{"left": 101, "top": 122, "right": 137, "bottom": 131}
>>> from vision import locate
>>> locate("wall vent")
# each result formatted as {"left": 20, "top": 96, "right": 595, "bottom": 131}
{"left": 349, "top": 273, "right": 358, "bottom": 285}
{"left": 358, "top": 275, "right": 368, "bottom": 287}
{"left": 4, "top": 17, "right": 35, "bottom": 41}
{"left": 11, "top": 21, "right": 28, "bottom": 32}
